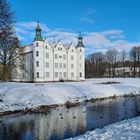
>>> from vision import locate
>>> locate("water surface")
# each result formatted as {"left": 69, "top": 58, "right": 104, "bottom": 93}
{"left": 0, "top": 95, "right": 140, "bottom": 140}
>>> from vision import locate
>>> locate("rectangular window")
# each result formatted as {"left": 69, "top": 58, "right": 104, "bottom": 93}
{"left": 71, "top": 55, "right": 74, "bottom": 60}
{"left": 55, "top": 72, "right": 58, "bottom": 78}
{"left": 63, "top": 72, "right": 66, "bottom": 78}
{"left": 71, "top": 72, "right": 74, "bottom": 78}
{"left": 55, "top": 63, "right": 58, "bottom": 68}
{"left": 37, "top": 72, "right": 39, "bottom": 78}
{"left": 46, "top": 62, "right": 49, "bottom": 68}
{"left": 59, "top": 63, "right": 62, "bottom": 68}
{"left": 36, "top": 61, "right": 39, "bottom": 67}
{"left": 71, "top": 64, "right": 74, "bottom": 69}
{"left": 46, "top": 72, "right": 49, "bottom": 78}
{"left": 63, "top": 63, "right": 66, "bottom": 68}
{"left": 59, "top": 72, "right": 62, "bottom": 78}
{"left": 55, "top": 54, "right": 58, "bottom": 59}
{"left": 80, "top": 72, "right": 82, "bottom": 77}
{"left": 46, "top": 53, "right": 49, "bottom": 58}
{"left": 36, "top": 42, "right": 39, "bottom": 46}
{"left": 36, "top": 51, "right": 39, "bottom": 56}
{"left": 63, "top": 55, "right": 66, "bottom": 60}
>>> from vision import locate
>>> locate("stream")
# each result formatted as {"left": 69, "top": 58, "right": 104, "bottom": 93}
{"left": 0, "top": 95, "right": 140, "bottom": 140}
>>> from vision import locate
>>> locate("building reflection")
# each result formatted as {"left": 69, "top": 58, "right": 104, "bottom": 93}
{"left": 34, "top": 105, "right": 86, "bottom": 140}
{"left": 0, "top": 95, "right": 139, "bottom": 140}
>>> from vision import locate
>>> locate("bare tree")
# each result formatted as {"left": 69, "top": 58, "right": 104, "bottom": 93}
{"left": 105, "top": 48, "right": 118, "bottom": 77}
{"left": 93, "top": 52, "right": 106, "bottom": 77}
{"left": 137, "top": 46, "right": 140, "bottom": 77}
{"left": 121, "top": 49, "right": 127, "bottom": 77}
{"left": 130, "top": 47, "right": 137, "bottom": 78}
{"left": 0, "top": 0, "right": 19, "bottom": 81}
{"left": 85, "top": 52, "right": 106, "bottom": 78}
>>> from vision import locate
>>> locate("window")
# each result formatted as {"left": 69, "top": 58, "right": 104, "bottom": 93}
{"left": 71, "top": 64, "right": 74, "bottom": 69}
{"left": 71, "top": 72, "right": 74, "bottom": 78}
{"left": 63, "top": 63, "right": 66, "bottom": 68}
{"left": 58, "top": 47, "right": 62, "bottom": 51}
{"left": 46, "top": 62, "right": 49, "bottom": 68}
{"left": 36, "top": 51, "right": 39, "bottom": 56}
{"left": 55, "top": 63, "right": 58, "bottom": 68}
{"left": 63, "top": 55, "right": 66, "bottom": 60}
{"left": 37, "top": 72, "right": 39, "bottom": 78}
{"left": 36, "top": 61, "right": 39, "bottom": 67}
{"left": 71, "top": 55, "right": 74, "bottom": 60}
{"left": 59, "top": 63, "right": 62, "bottom": 68}
{"left": 36, "top": 42, "right": 39, "bottom": 46}
{"left": 80, "top": 72, "right": 82, "bottom": 77}
{"left": 63, "top": 72, "right": 66, "bottom": 78}
{"left": 55, "top": 72, "right": 58, "bottom": 78}
{"left": 46, "top": 53, "right": 49, "bottom": 58}
{"left": 55, "top": 54, "right": 58, "bottom": 59}
{"left": 59, "top": 55, "right": 62, "bottom": 59}
{"left": 46, "top": 72, "right": 49, "bottom": 78}
{"left": 45, "top": 46, "right": 47, "bottom": 49}
{"left": 80, "top": 49, "right": 82, "bottom": 52}
{"left": 59, "top": 72, "right": 62, "bottom": 78}
{"left": 80, "top": 55, "right": 82, "bottom": 59}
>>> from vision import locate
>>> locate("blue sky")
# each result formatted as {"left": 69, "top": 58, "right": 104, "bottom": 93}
{"left": 9, "top": 0, "right": 140, "bottom": 55}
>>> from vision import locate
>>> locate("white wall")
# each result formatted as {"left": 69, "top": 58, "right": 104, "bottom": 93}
{"left": 13, "top": 39, "right": 85, "bottom": 82}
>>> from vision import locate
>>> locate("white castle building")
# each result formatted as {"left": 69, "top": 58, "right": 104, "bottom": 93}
{"left": 12, "top": 22, "right": 85, "bottom": 82}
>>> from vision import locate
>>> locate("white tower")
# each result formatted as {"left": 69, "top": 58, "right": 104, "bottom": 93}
{"left": 33, "top": 21, "right": 45, "bottom": 82}
{"left": 76, "top": 32, "right": 85, "bottom": 80}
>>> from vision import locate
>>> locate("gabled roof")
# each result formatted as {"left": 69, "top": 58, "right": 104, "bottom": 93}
{"left": 54, "top": 40, "right": 66, "bottom": 51}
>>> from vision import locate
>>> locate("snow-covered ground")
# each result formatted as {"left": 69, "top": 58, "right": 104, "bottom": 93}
{"left": 67, "top": 116, "right": 140, "bottom": 140}
{"left": 0, "top": 78, "right": 140, "bottom": 112}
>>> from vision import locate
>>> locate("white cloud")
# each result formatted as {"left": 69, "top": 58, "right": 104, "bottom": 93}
{"left": 16, "top": 21, "right": 140, "bottom": 55}
{"left": 16, "top": 22, "right": 37, "bottom": 29}
{"left": 44, "top": 31, "right": 77, "bottom": 44}
{"left": 80, "top": 9, "right": 96, "bottom": 23}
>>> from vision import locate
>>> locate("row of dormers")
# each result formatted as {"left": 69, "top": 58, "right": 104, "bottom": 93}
{"left": 33, "top": 39, "right": 83, "bottom": 52}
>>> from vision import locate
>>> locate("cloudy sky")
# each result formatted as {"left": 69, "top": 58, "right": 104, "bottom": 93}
{"left": 10, "top": 0, "right": 140, "bottom": 56}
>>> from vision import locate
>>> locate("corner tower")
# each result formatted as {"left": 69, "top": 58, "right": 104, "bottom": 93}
{"left": 33, "top": 21, "right": 45, "bottom": 82}
{"left": 13, "top": 32, "right": 19, "bottom": 48}
{"left": 76, "top": 32, "right": 85, "bottom": 80}
{"left": 77, "top": 31, "right": 84, "bottom": 48}
{"left": 34, "top": 21, "right": 43, "bottom": 42}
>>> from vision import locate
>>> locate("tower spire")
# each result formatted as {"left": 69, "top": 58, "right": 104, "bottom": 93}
{"left": 77, "top": 31, "right": 84, "bottom": 48}
{"left": 34, "top": 21, "right": 43, "bottom": 41}
{"left": 13, "top": 31, "right": 19, "bottom": 48}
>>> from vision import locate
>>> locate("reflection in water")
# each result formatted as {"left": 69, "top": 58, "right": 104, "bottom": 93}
{"left": 34, "top": 106, "right": 86, "bottom": 140}
{"left": 0, "top": 95, "right": 140, "bottom": 140}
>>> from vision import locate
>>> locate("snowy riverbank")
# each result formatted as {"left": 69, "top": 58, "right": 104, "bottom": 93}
{"left": 67, "top": 116, "right": 140, "bottom": 140}
{"left": 0, "top": 78, "right": 140, "bottom": 113}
